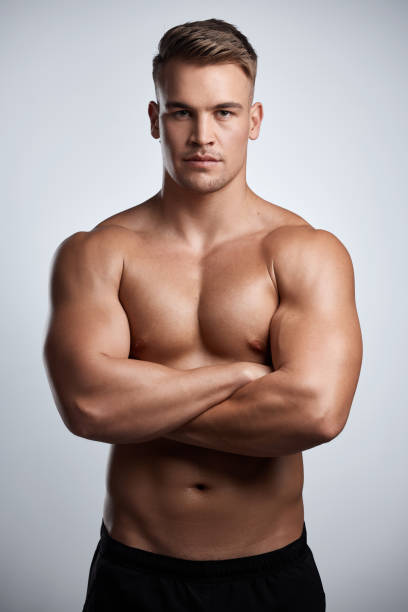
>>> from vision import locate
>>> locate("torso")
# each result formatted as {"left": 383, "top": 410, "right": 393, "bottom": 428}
{"left": 97, "top": 193, "right": 313, "bottom": 560}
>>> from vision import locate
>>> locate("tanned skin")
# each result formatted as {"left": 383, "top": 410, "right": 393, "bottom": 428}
{"left": 43, "top": 58, "right": 363, "bottom": 560}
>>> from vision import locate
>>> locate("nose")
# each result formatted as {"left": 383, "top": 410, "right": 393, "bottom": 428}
{"left": 189, "top": 114, "right": 215, "bottom": 147}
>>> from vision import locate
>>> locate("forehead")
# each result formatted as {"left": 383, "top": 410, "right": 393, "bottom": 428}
{"left": 157, "top": 59, "right": 251, "bottom": 107}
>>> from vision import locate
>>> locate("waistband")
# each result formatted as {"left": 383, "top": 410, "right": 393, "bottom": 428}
{"left": 99, "top": 519, "right": 308, "bottom": 580}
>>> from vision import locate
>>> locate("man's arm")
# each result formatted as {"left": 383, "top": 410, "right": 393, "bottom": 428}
{"left": 43, "top": 226, "right": 268, "bottom": 444}
{"left": 164, "top": 227, "right": 363, "bottom": 457}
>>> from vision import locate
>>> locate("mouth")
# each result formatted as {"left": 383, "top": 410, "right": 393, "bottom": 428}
{"left": 184, "top": 159, "right": 220, "bottom": 167}
{"left": 183, "top": 155, "right": 221, "bottom": 168}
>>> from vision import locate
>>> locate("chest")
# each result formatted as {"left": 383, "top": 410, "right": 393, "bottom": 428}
{"left": 119, "top": 237, "right": 278, "bottom": 365}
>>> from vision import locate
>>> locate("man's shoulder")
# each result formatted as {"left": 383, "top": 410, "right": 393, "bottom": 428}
{"left": 51, "top": 220, "right": 141, "bottom": 289}
{"left": 259, "top": 200, "right": 345, "bottom": 254}
{"left": 58, "top": 199, "right": 155, "bottom": 258}
{"left": 255, "top": 197, "right": 312, "bottom": 235}
{"left": 258, "top": 201, "right": 353, "bottom": 287}
{"left": 57, "top": 223, "right": 135, "bottom": 258}
{"left": 265, "top": 223, "right": 353, "bottom": 296}
{"left": 267, "top": 222, "right": 350, "bottom": 261}
{"left": 93, "top": 196, "right": 156, "bottom": 233}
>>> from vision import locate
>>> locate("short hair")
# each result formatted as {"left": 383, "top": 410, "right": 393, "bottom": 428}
{"left": 152, "top": 18, "right": 258, "bottom": 104}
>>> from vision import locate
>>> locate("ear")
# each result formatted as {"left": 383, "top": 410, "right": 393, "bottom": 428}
{"left": 248, "top": 102, "right": 263, "bottom": 141}
{"left": 148, "top": 101, "right": 160, "bottom": 140}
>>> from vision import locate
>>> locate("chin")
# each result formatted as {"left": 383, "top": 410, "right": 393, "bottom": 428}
{"left": 176, "top": 174, "right": 230, "bottom": 194}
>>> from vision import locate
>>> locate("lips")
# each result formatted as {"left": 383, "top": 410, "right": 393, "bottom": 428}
{"left": 184, "top": 155, "right": 219, "bottom": 161}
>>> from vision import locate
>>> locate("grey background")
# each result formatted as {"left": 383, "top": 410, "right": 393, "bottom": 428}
{"left": 1, "top": 1, "right": 406, "bottom": 610}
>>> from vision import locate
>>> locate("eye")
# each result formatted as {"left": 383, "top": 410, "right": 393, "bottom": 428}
{"left": 217, "top": 110, "right": 232, "bottom": 118}
{"left": 173, "top": 109, "right": 233, "bottom": 118}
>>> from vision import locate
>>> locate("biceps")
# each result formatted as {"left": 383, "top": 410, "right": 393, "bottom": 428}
{"left": 44, "top": 298, "right": 131, "bottom": 395}
{"left": 270, "top": 302, "right": 362, "bottom": 409}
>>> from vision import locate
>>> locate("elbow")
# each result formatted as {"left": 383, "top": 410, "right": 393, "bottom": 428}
{"left": 322, "top": 412, "right": 349, "bottom": 441}
{"left": 315, "top": 416, "right": 339, "bottom": 443}
{"left": 306, "top": 376, "right": 356, "bottom": 442}
{"left": 68, "top": 395, "right": 101, "bottom": 440}
{"left": 313, "top": 400, "right": 349, "bottom": 442}
{"left": 43, "top": 345, "right": 103, "bottom": 440}
{"left": 302, "top": 387, "right": 339, "bottom": 444}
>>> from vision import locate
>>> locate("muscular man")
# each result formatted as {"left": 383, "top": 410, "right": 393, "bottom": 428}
{"left": 43, "top": 18, "right": 362, "bottom": 612}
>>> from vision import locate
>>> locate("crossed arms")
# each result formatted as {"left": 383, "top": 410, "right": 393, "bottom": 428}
{"left": 43, "top": 225, "right": 363, "bottom": 458}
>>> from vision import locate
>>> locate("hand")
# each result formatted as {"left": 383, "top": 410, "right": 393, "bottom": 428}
{"left": 240, "top": 362, "right": 273, "bottom": 383}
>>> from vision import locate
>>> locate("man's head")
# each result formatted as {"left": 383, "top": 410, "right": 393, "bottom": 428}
{"left": 148, "top": 18, "right": 263, "bottom": 194}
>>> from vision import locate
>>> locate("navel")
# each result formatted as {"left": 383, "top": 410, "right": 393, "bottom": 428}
{"left": 192, "top": 483, "right": 209, "bottom": 491}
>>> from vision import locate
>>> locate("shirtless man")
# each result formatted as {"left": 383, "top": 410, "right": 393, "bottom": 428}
{"left": 43, "top": 18, "right": 362, "bottom": 612}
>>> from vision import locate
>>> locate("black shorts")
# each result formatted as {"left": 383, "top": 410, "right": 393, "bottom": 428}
{"left": 82, "top": 519, "right": 326, "bottom": 611}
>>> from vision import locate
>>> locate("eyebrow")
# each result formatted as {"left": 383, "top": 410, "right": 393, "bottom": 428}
{"left": 165, "top": 101, "right": 244, "bottom": 111}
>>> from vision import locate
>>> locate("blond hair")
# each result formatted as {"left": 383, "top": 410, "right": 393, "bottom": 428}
{"left": 152, "top": 18, "right": 258, "bottom": 104}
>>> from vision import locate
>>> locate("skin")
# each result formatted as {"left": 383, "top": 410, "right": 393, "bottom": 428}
{"left": 44, "top": 58, "right": 363, "bottom": 560}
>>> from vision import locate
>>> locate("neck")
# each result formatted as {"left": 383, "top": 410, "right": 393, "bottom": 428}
{"left": 151, "top": 169, "right": 259, "bottom": 253}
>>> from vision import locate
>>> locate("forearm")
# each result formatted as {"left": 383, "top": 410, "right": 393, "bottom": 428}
{"left": 74, "top": 356, "right": 251, "bottom": 444}
{"left": 164, "top": 368, "right": 329, "bottom": 457}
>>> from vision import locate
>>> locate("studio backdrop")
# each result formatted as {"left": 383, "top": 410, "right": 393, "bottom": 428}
{"left": 1, "top": 1, "right": 406, "bottom": 611}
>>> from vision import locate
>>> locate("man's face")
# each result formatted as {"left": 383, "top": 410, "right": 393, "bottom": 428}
{"left": 149, "top": 59, "right": 262, "bottom": 194}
